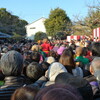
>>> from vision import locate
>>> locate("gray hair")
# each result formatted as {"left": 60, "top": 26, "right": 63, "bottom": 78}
{"left": 0, "top": 50, "right": 23, "bottom": 76}
{"left": 91, "top": 57, "right": 100, "bottom": 81}
{"left": 91, "top": 57, "right": 100, "bottom": 72}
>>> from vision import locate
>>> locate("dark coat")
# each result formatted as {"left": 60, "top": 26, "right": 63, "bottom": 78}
{"left": 84, "top": 75, "right": 100, "bottom": 100}
{"left": 0, "top": 76, "right": 25, "bottom": 100}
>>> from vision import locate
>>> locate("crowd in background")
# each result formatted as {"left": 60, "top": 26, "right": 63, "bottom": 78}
{"left": 0, "top": 37, "right": 100, "bottom": 100}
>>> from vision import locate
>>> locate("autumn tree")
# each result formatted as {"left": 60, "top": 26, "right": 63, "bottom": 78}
{"left": 73, "top": 1, "right": 100, "bottom": 35}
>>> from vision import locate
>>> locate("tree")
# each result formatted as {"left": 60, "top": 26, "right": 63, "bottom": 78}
{"left": 44, "top": 8, "right": 71, "bottom": 36}
{"left": 0, "top": 8, "right": 28, "bottom": 36}
{"left": 73, "top": 1, "right": 100, "bottom": 35}
{"left": 34, "top": 31, "right": 47, "bottom": 42}
{"left": 84, "top": 9, "right": 100, "bottom": 29}
{"left": 11, "top": 32, "right": 25, "bottom": 41}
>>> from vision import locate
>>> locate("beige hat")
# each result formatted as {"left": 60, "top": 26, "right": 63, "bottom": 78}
{"left": 45, "top": 57, "right": 55, "bottom": 64}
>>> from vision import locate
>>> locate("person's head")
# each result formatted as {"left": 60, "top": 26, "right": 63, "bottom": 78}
{"left": 31, "top": 52, "right": 40, "bottom": 63}
{"left": 82, "top": 47, "right": 88, "bottom": 56}
{"left": 75, "top": 47, "right": 83, "bottom": 56}
{"left": 85, "top": 41, "right": 91, "bottom": 47}
{"left": 55, "top": 72, "right": 93, "bottom": 100}
{"left": 90, "top": 57, "right": 100, "bottom": 74}
{"left": 91, "top": 42, "right": 100, "bottom": 57}
{"left": 62, "top": 49, "right": 74, "bottom": 57}
{"left": 11, "top": 86, "right": 38, "bottom": 100}
{"left": 0, "top": 50, "right": 23, "bottom": 76}
{"left": 59, "top": 49, "right": 75, "bottom": 73}
{"left": 31, "top": 45, "right": 39, "bottom": 52}
{"left": 38, "top": 40, "right": 42, "bottom": 45}
{"left": 34, "top": 84, "right": 83, "bottom": 100}
{"left": 47, "top": 62, "right": 67, "bottom": 81}
{"left": 70, "top": 42, "right": 76, "bottom": 50}
{"left": 67, "top": 47, "right": 75, "bottom": 56}
{"left": 26, "top": 62, "right": 43, "bottom": 82}
{"left": 40, "top": 88, "right": 79, "bottom": 100}
{"left": 42, "top": 38, "right": 48, "bottom": 43}
{"left": 90, "top": 57, "right": 100, "bottom": 81}
{"left": 48, "top": 50, "right": 57, "bottom": 58}
{"left": 2, "top": 47, "right": 8, "bottom": 53}
{"left": 41, "top": 62, "right": 50, "bottom": 72}
{"left": 23, "top": 52, "right": 32, "bottom": 61}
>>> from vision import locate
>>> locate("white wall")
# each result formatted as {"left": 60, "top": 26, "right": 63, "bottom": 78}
{"left": 26, "top": 18, "right": 46, "bottom": 40}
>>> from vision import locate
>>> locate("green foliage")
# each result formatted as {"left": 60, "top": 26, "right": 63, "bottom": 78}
{"left": 44, "top": 8, "right": 72, "bottom": 36}
{"left": 34, "top": 31, "right": 47, "bottom": 42}
{"left": 0, "top": 8, "right": 28, "bottom": 36}
{"left": 11, "top": 32, "right": 25, "bottom": 40}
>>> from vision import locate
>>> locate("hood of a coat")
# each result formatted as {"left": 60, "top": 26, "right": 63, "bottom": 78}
{"left": 47, "top": 62, "right": 67, "bottom": 81}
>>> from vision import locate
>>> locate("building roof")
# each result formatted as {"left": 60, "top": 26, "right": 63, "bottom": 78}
{"left": 0, "top": 32, "right": 11, "bottom": 38}
{"left": 25, "top": 17, "right": 46, "bottom": 27}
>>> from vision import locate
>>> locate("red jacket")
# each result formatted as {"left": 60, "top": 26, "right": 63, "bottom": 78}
{"left": 41, "top": 42, "right": 51, "bottom": 54}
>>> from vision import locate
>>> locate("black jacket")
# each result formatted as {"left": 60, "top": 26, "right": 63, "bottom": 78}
{"left": 84, "top": 75, "right": 100, "bottom": 100}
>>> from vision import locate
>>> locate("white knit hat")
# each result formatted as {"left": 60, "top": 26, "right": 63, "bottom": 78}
{"left": 45, "top": 57, "right": 55, "bottom": 64}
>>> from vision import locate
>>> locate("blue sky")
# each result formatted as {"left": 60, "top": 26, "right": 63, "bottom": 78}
{"left": 0, "top": 0, "right": 96, "bottom": 23}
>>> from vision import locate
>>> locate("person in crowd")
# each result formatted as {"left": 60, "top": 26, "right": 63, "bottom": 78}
{"left": 0, "top": 50, "right": 25, "bottom": 100}
{"left": 11, "top": 86, "right": 39, "bottom": 100}
{"left": 57, "top": 44, "right": 66, "bottom": 56}
{"left": 69, "top": 40, "right": 76, "bottom": 50}
{"left": 0, "top": 59, "right": 5, "bottom": 86}
{"left": 31, "top": 52, "right": 41, "bottom": 63}
{"left": 82, "top": 47, "right": 92, "bottom": 76}
{"left": 83, "top": 41, "right": 100, "bottom": 76}
{"left": 0, "top": 70, "right": 5, "bottom": 86}
{"left": 83, "top": 47, "right": 92, "bottom": 62}
{"left": 67, "top": 46, "right": 75, "bottom": 57}
{"left": 26, "top": 62, "right": 44, "bottom": 83}
{"left": 34, "top": 84, "right": 83, "bottom": 100}
{"left": 75, "top": 46, "right": 89, "bottom": 65}
{"left": 91, "top": 42, "right": 100, "bottom": 58}
{"left": 0, "top": 36, "right": 100, "bottom": 100}
{"left": 85, "top": 41, "right": 92, "bottom": 51}
{"left": 30, "top": 62, "right": 68, "bottom": 88}
{"left": 41, "top": 38, "right": 51, "bottom": 55}
{"left": 52, "top": 44, "right": 59, "bottom": 53}
{"left": 41, "top": 62, "right": 50, "bottom": 75}
{"left": 55, "top": 72, "right": 93, "bottom": 100}
{"left": 48, "top": 50, "right": 58, "bottom": 61}
{"left": 75, "top": 39, "right": 80, "bottom": 47}
{"left": 31, "top": 45, "right": 39, "bottom": 52}
{"left": 2, "top": 46, "right": 9, "bottom": 54}
{"left": 23, "top": 52, "right": 33, "bottom": 63}
{"left": 87, "top": 57, "right": 100, "bottom": 100}
{"left": 31, "top": 44, "right": 46, "bottom": 62}
{"left": 79, "top": 40, "right": 85, "bottom": 47}
{"left": 43, "top": 62, "right": 67, "bottom": 87}
{"left": 38, "top": 46, "right": 46, "bottom": 60}
{"left": 59, "top": 49, "right": 83, "bottom": 77}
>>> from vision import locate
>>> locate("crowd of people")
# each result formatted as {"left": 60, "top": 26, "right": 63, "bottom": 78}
{"left": 0, "top": 37, "right": 100, "bottom": 100}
